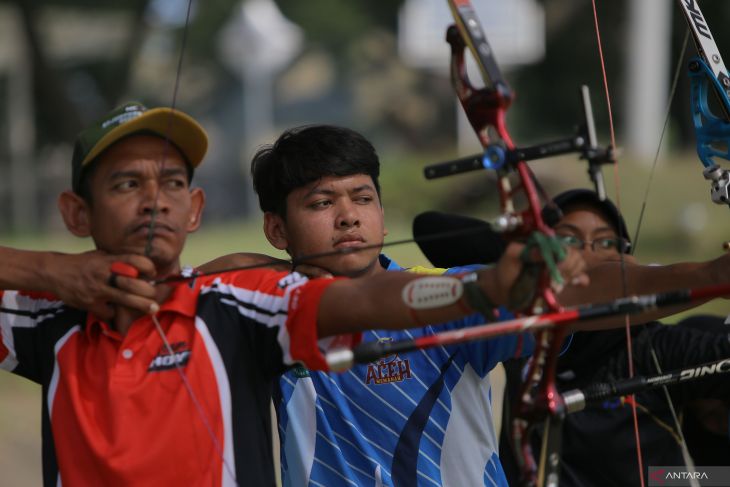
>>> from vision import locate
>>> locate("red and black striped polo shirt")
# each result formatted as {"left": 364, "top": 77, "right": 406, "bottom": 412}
{"left": 0, "top": 268, "right": 350, "bottom": 487}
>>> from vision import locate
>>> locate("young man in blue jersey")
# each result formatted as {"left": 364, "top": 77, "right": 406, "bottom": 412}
{"left": 241, "top": 125, "right": 557, "bottom": 487}
{"left": 241, "top": 124, "right": 730, "bottom": 487}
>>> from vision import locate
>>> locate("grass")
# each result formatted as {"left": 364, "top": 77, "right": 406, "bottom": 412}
{"left": 0, "top": 150, "right": 727, "bottom": 484}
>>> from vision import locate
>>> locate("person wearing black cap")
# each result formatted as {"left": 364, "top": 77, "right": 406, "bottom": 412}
{"left": 411, "top": 190, "right": 730, "bottom": 484}
{"left": 467, "top": 189, "right": 730, "bottom": 487}
{"left": 0, "top": 105, "right": 588, "bottom": 486}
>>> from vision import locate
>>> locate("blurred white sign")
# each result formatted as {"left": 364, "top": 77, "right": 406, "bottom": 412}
{"left": 218, "top": 0, "right": 303, "bottom": 78}
{"left": 398, "top": 0, "right": 545, "bottom": 71}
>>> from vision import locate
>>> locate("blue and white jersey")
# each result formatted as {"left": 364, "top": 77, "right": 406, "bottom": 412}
{"left": 277, "top": 256, "right": 534, "bottom": 486}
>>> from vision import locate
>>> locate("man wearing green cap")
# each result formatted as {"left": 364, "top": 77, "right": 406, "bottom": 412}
{"left": 0, "top": 102, "right": 588, "bottom": 486}
{"left": 69, "top": 101, "right": 207, "bottom": 198}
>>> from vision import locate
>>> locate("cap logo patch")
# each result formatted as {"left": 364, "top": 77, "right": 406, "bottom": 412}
{"left": 101, "top": 110, "right": 143, "bottom": 129}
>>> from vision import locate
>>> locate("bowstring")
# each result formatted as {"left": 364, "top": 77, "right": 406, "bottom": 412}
{"left": 590, "top": 2, "right": 645, "bottom": 486}
{"left": 591, "top": 4, "right": 700, "bottom": 487}
{"left": 627, "top": 23, "right": 700, "bottom": 479}
{"left": 629, "top": 23, "right": 700, "bottom": 484}
{"left": 156, "top": 224, "right": 494, "bottom": 284}
{"left": 143, "top": 0, "right": 192, "bottom": 257}
{"left": 632, "top": 31, "right": 690, "bottom": 253}
{"left": 142, "top": 0, "right": 239, "bottom": 483}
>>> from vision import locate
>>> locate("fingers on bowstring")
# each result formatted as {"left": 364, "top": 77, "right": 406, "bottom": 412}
{"left": 107, "top": 260, "right": 159, "bottom": 314}
{"left": 522, "top": 233, "right": 564, "bottom": 264}
{"left": 569, "top": 273, "right": 591, "bottom": 288}
{"left": 111, "top": 274, "right": 157, "bottom": 299}
{"left": 528, "top": 233, "right": 590, "bottom": 294}
{"left": 116, "top": 255, "right": 157, "bottom": 279}
{"left": 108, "top": 261, "right": 141, "bottom": 291}
{"left": 105, "top": 286, "right": 159, "bottom": 315}
{"left": 523, "top": 233, "right": 565, "bottom": 287}
{"left": 107, "top": 273, "right": 119, "bottom": 289}
{"left": 558, "top": 247, "right": 590, "bottom": 289}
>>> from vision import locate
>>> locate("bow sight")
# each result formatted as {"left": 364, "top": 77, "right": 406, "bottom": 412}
{"left": 424, "top": 84, "right": 614, "bottom": 221}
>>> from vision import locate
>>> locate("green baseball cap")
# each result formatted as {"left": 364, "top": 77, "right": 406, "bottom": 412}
{"left": 71, "top": 101, "right": 208, "bottom": 193}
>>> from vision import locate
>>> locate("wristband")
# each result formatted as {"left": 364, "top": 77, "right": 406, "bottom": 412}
{"left": 460, "top": 271, "right": 496, "bottom": 316}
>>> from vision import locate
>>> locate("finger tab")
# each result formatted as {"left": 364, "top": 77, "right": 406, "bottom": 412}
{"left": 110, "top": 261, "right": 140, "bottom": 278}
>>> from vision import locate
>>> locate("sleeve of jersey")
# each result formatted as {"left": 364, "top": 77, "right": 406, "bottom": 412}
{"left": 434, "top": 265, "right": 536, "bottom": 377}
{"left": 0, "top": 289, "right": 56, "bottom": 378}
{"left": 284, "top": 277, "right": 362, "bottom": 371}
{"left": 0, "top": 289, "right": 24, "bottom": 373}
{"left": 436, "top": 311, "right": 535, "bottom": 378}
{"left": 0, "top": 291, "right": 10, "bottom": 369}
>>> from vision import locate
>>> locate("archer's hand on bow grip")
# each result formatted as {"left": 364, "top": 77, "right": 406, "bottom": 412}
{"left": 44, "top": 251, "right": 158, "bottom": 321}
{"left": 491, "top": 234, "right": 589, "bottom": 311}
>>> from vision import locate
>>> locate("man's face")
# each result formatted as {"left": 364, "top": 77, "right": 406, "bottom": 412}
{"left": 61, "top": 135, "right": 204, "bottom": 276}
{"left": 554, "top": 203, "right": 628, "bottom": 267}
{"left": 264, "top": 174, "right": 387, "bottom": 277}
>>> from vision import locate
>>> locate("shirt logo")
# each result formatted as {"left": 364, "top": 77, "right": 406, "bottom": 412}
{"left": 365, "top": 338, "right": 412, "bottom": 385}
{"left": 148, "top": 342, "right": 191, "bottom": 372}
{"left": 292, "top": 365, "right": 310, "bottom": 378}
{"left": 277, "top": 272, "right": 307, "bottom": 289}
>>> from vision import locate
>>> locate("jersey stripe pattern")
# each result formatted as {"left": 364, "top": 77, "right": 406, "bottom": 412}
{"left": 276, "top": 256, "right": 533, "bottom": 487}
{"left": 0, "top": 269, "right": 346, "bottom": 487}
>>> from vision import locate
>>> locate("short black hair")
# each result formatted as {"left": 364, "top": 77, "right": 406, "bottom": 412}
{"left": 251, "top": 125, "right": 381, "bottom": 218}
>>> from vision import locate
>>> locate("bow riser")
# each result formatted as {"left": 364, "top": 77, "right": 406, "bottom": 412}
{"left": 688, "top": 58, "right": 730, "bottom": 167}
{"left": 444, "top": 2, "right": 574, "bottom": 485}
{"left": 445, "top": 21, "right": 560, "bottom": 320}
{"left": 513, "top": 326, "right": 569, "bottom": 487}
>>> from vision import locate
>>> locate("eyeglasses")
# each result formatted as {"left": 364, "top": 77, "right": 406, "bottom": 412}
{"left": 556, "top": 234, "right": 631, "bottom": 254}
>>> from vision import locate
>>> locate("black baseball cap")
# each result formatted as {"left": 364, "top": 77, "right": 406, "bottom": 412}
{"left": 71, "top": 102, "right": 208, "bottom": 193}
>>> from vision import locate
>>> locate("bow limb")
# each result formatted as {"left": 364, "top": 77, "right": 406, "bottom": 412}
{"left": 444, "top": 2, "right": 568, "bottom": 485}
{"left": 445, "top": 1, "right": 561, "bottom": 314}
{"left": 643, "top": 2, "right": 730, "bottom": 485}
{"left": 677, "top": 0, "right": 730, "bottom": 205}
{"left": 589, "top": 3, "right": 658, "bottom": 485}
